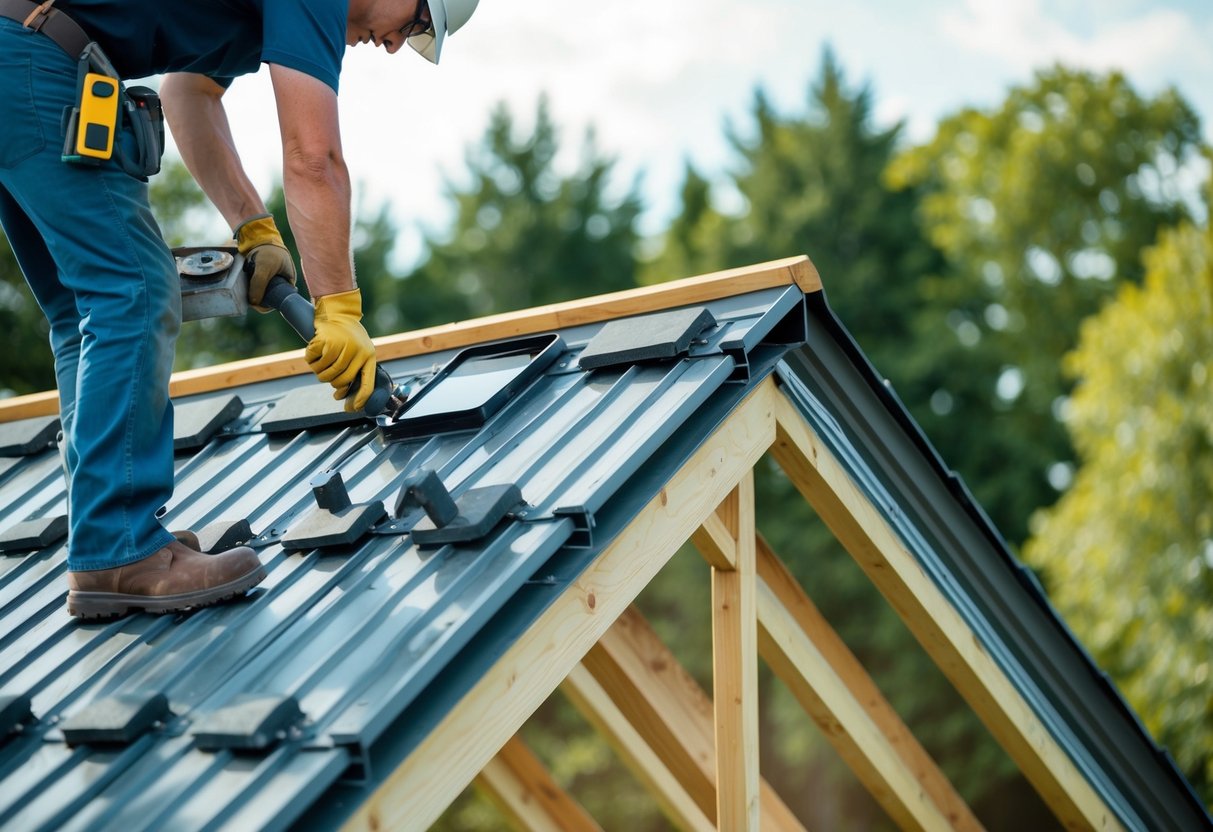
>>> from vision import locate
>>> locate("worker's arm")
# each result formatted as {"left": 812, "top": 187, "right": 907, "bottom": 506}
{"left": 267, "top": 63, "right": 354, "bottom": 297}
{"left": 160, "top": 72, "right": 267, "bottom": 227}
{"left": 161, "top": 67, "right": 375, "bottom": 411}
{"left": 266, "top": 63, "right": 375, "bottom": 411}
{"left": 161, "top": 72, "right": 296, "bottom": 309}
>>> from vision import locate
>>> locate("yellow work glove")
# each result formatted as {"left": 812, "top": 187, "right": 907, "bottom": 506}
{"left": 234, "top": 214, "right": 297, "bottom": 312}
{"left": 305, "top": 289, "right": 378, "bottom": 412}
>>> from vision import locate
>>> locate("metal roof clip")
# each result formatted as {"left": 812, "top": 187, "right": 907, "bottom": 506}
{"left": 396, "top": 468, "right": 524, "bottom": 547}
{"left": 61, "top": 692, "right": 171, "bottom": 747}
{"left": 0, "top": 693, "right": 35, "bottom": 741}
{"left": 280, "top": 470, "right": 386, "bottom": 551}
{"left": 0, "top": 515, "right": 68, "bottom": 555}
{"left": 191, "top": 694, "right": 304, "bottom": 752}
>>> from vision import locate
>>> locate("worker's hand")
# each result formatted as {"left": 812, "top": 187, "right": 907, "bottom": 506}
{"left": 305, "top": 289, "right": 377, "bottom": 412}
{"left": 234, "top": 214, "right": 296, "bottom": 312}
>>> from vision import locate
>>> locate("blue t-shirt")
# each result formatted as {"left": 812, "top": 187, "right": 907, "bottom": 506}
{"left": 58, "top": 0, "right": 348, "bottom": 92}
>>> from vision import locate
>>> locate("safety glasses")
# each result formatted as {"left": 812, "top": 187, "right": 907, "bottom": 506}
{"left": 398, "top": 1, "right": 434, "bottom": 41}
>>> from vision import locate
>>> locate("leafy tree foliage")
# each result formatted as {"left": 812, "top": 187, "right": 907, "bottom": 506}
{"left": 401, "top": 95, "right": 643, "bottom": 329}
{"left": 642, "top": 51, "right": 1050, "bottom": 829}
{"left": 887, "top": 66, "right": 1205, "bottom": 544}
{"left": 1024, "top": 212, "right": 1213, "bottom": 804}
{"left": 0, "top": 232, "right": 53, "bottom": 397}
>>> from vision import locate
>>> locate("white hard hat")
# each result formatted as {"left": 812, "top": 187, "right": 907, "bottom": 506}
{"left": 408, "top": 0, "right": 480, "bottom": 64}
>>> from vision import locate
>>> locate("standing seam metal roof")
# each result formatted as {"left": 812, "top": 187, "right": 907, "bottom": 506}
{"left": 0, "top": 284, "right": 805, "bottom": 831}
{"left": 0, "top": 269, "right": 1207, "bottom": 831}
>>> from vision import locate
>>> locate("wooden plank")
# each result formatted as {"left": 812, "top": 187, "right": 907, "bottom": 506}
{"left": 769, "top": 389, "right": 1122, "bottom": 832}
{"left": 475, "top": 734, "right": 603, "bottom": 832}
{"left": 755, "top": 534, "right": 984, "bottom": 831}
{"left": 561, "top": 663, "right": 714, "bottom": 832}
{"left": 340, "top": 379, "right": 778, "bottom": 832}
{"left": 712, "top": 471, "right": 759, "bottom": 830}
{"left": 0, "top": 256, "right": 818, "bottom": 423}
{"left": 583, "top": 606, "right": 806, "bottom": 832}
{"left": 692, "top": 499, "right": 738, "bottom": 570}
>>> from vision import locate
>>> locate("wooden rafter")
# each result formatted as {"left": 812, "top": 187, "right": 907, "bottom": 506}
{"left": 755, "top": 533, "right": 985, "bottom": 831}
{"left": 768, "top": 388, "right": 1122, "bottom": 832}
{"left": 579, "top": 605, "right": 805, "bottom": 831}
{"left": 561, "top": 663, "right": 714, "bottom": 832}
{"left": 475, "top": 734, "right": 602, "bottom": 832}
{"left": 0, "top": 256, "right": 818, "bottom": 422}
{"left": 340, "top": 379, "right": 779, "bottom": 832}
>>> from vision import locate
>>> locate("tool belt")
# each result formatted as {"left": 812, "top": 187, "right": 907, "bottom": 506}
{"left": 0, "top": 0, "right": 164, "bottom": 179}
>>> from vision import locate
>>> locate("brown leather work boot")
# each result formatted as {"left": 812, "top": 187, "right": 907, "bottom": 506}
{"left": 67, "top": 540, "right": 265, "bottom": 619}
{"left": 172, "top": 530, "right": 200, "bottom": 550}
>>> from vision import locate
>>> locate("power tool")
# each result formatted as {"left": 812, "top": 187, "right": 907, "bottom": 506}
{"left": 175, "top": 246, "right": 409, "bottom": 420}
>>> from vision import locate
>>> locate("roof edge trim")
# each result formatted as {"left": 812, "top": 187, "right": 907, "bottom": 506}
{"left": 0, "top": 255, "right": 819, "bottom": 423}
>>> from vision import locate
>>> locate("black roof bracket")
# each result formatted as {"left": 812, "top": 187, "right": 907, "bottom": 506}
{"left": 397, "top": 469, "right": 525, "bottom": 547}
{"left": 281, "top": 471, "right": 387, "bottom": 551}
{"left": 0, "top": 515, "right": 68, "bottom": 555}
{"left": 192, "top": 695, "right": 306, "bottom": 752}
{"left": 61, "top": 693, "right": 171, "bottom": 747}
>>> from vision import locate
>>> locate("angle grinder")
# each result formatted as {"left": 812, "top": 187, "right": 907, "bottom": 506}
{"left": 174, "top": 247, "right": 408, "bottom": 420}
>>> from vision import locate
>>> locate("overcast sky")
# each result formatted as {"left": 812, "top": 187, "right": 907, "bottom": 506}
{"left": 193, "top": 0, "right": 1213, "bottom": 266}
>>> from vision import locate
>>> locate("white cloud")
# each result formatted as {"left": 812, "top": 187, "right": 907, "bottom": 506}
{"left": 941, "top": 0, "right": 1207, "bottom": 77}
{"left": 161, "top": 0, "right": 1212, "bottom": 269}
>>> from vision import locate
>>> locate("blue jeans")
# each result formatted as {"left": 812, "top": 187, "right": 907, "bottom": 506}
{"left": 0, "top": 19, "right": 177, "bottom": 571}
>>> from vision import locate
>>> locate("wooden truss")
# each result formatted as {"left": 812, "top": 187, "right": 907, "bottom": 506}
{"left": 342, "top": 375, "right": 1124, "bottom": 832}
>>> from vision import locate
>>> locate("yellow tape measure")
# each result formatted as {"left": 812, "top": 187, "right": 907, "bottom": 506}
{"left": 75, "top": 73, "right": 119, "bottom": 160}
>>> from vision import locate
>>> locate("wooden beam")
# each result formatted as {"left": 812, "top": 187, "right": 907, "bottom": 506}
{"left": 0, "top": 256, "right": 819, "bottom": 423}
{"left": 582, "top": 606, "right": 805, "bottom": 832}
{"left": 691, "top": 510, "right": 737, "bottom": 571}
{"left": 561, "top": 663, "right": 714, "bottom": 832}
{"left": 769, "top": 389, "right": 1122, "bottom": 832}
{"left": 711, "top": 470, "right": 759, "bottom": 829}
{"left": 755, "top": 534, "right": 984, "bottom": 831}
{"left": 340, "top": 379, "right": 779, "bottom": 832}
{"left": 475, "top": 734, "right": 603, "bottom": 832}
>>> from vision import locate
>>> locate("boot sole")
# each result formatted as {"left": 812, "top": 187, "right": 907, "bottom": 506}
{"left": 67, "top": 566, "right": 267, "bottom": 620}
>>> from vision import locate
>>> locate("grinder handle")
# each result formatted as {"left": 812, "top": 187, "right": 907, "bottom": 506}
{"left": 261, "top": 276, "right": 395, "bottom": 418}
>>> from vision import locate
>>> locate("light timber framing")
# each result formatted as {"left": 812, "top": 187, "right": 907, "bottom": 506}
{"left": 755, "top": 533, "right": 984, "bottom": 831}
{"left": 768, "top": 388, "right": 1122, "bottom": 831}
{"left": 577, "top": 606, "right": 804, "bottom": 831}
{"left": 340, "top": 379, "right": 778, "bottom": 832}
{"left": 708, "top": 470, "right": 760, "bottom": 830}
{"left": 561, "top": 663, "right": 715, "bottom": 832}
{"left": 475, "top": 734, "right": 602, "bottom": 832}
{"left": 340, "top": 370, "right": 1128, "bottom": 831}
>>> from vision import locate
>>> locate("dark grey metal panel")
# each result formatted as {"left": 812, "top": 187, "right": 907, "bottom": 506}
{"left": 0, "top": 286, "right": 808, "bottom": 830}
{"left": 0, "top": 414, "right": 59, "bottom": 457}
{"left": 299, "top": 345, "right": 794, "bottom": 831}
{"left": 777, "top": 291, "right": 1210, "bottom": 831}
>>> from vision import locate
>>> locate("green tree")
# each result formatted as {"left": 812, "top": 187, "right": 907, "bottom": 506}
{"left": 887, "top": 65, "right": 1206, "bottom": 544}
{"left": 1023, "top": 210, "right": 1213, "bottom": 805}
{"left": 402, "top": 95, "right": 643, "bottom": 328}
{"left": 0, "top": 231, "right": 53, "bottom": 397}
{"left": 641, "top": 159, "right": 730, "bottom": 284}
{"left": 641, "top": 51, "right": 1050, "bottom": 830}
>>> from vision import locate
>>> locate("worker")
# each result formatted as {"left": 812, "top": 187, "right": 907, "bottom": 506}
{"left": 0, "top": 0, "right": 480, "bottom": 618}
